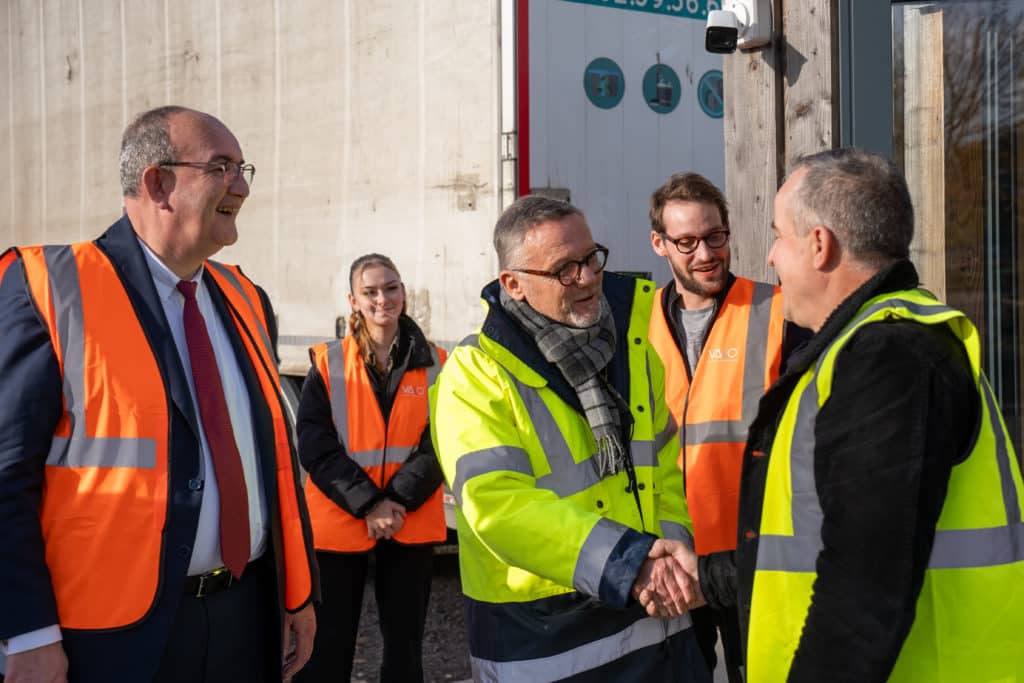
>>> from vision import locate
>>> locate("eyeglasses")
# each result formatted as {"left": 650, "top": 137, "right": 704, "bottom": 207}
{"left": 662, "top": 229, "right": 730, "bottom": 255}
{"left": 159, "top": 160, "right": 256, "bottom": 187}
{"left": 512, "top": 245, "right": 609, "bottom": 286}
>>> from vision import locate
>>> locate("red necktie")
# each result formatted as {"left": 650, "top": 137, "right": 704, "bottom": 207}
{"left": 177, "top": 280, "right": 251, "bottom": 578}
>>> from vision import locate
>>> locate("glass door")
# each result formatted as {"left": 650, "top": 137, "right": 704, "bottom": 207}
{"left": 893, "top": 1, "right": 1024, "bottom": 456}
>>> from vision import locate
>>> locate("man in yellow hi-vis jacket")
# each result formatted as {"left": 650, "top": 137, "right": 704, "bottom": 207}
{"left": 696, "top": 148, "right": 1024, "bottom": 682}
{"left": 431, "top": 195, "right": 711, "bottom": 682}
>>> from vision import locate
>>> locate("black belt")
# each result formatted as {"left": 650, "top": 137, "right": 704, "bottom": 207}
{"left": 183, "top": 567, "right": 235, "bottom": 598}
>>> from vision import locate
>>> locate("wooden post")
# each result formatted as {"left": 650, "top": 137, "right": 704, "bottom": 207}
{"left": 723, "top": 0, "right": 784, "bottom": 284}
{"left": 901, "top": 6, "right": 946, "bottom": 300}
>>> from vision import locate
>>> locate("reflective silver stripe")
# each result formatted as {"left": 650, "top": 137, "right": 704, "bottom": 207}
{"left": 981, "top": 376, "right": 1021, "bottom": 527}
{"left": 683, "top": 419, "right": 748, "bottom": 445}
{"left": 46, "top": 246, "right": 86, "bottom": 440}
{"left": 470, "top": 614, "right": 691, "bottom": 682}
{"left": 630, "top": 439, "right": 656, "bottom": 468}
{"left": 44, "top": 245, "right": 155, "bottom": 469}
{"left": 573, "top": 517, "right": 630, "bottom": 597}
{"left": 425, "top": 345, "right": 442, "bottom": 387}
{"left": 652, "top": 414, "right": 678, "bottom": 456}
{"left": 512, "top": 378, "right": 604, "bottom": 498}
{"left": 758, "top": 295, "right": 1024, "bottom": 573}
{"left": 741, "top": 282, "right": 776, "bottom": 428}
{"left": 206, "top": 261, "right": 275, "bottom": 363}
{"left": 755, "top": 533, "right": 822, "bottom": 572}
{"left": 930, "top": 523, "right": 1024, "bottom": 569}
{"left": 47, "top": 436, "right": 157, "bottom": 469}
{"left": 452, "top": 446, "right": 534, "bottom": 506}
{"left": 660, "top": 520, "right": 694, "bottom": 547}
{"left": 349, "top": 446, "right": 413, "bottom": 469}
{"left": 754, "top": 362, "right": 824, "bottom": 572}
{"left": 326, "top": 341, "right": 349, "bottom": 446}
{"left": 682, "top": 283, "right": 776, "bottom": 449}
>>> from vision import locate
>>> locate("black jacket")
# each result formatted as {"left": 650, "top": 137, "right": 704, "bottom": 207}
{"left": 699, "top": 260, "right": 979, "bottom": 682}
{"left": 296, "top": 314, "right": 444, "bottom": 522}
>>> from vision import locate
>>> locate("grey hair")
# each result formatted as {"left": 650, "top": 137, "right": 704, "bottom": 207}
{"left": 493, "top": 195, "right": 585, "bottom": 269}
{"left": 788, "top": 148, "right": 913, "bottom": 268}
{"left": 119, "top": 105, "right": 191, "bottom": 197}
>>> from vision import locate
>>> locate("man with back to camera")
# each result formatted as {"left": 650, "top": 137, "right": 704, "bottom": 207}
{"left": 647, "top": 172, "right": 806, "bottom": 682}
{"left": 656, "top": 148, "right": 1024, "bottom": 681}
{"left": 0, "top": 105, "right": 319, "bottom": 682}
{"left": 430, "top": 194, "right": 712, "bottom": 681}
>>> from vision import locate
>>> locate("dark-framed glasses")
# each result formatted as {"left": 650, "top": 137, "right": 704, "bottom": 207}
{"left": 513, "top": 244, "right": 609, "bottom": 286}
{"left": 663, "top": 229, "right": 730, "bottom": 255}
{"left": 159, "top": 160, "right": 256, "bottom": 187}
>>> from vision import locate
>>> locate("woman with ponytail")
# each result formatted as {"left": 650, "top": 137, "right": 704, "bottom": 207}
{"left": 295, "top": 254, "right": 447, "bottom": 682}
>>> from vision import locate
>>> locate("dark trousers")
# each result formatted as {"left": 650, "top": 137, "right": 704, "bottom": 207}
{"left": 691, "top": 604, "right": 744, "bottom": 683}
{"left": 297, "top": 540, "right": 434, "bottom": 683}
{"left": 153, "top": 556, "right": 280, "bottom": 683}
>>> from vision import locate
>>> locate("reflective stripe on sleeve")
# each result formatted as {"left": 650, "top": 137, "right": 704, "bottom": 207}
{"left": 452, "top": 446, "right": 535, "bottom": 506}
{"left": 659, "top": 520, "right": 694, "bottom": 547}
{"left": 572, "top": 517, "right": 630, "bottom": 597}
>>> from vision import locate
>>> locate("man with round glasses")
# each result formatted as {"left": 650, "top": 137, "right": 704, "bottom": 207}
{"left": 431, "top": 195, "right": 711, "bottom": 680}
{"left": 0, "top": 106, "right": 317, "bottom": 682}
{"left": 647, "top": 172, "right": 804, "bottom": 683}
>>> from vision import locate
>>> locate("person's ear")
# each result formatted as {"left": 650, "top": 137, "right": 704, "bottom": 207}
{"left": 347, "top": 291, "right": 357, "bottom": 310}
{"left": 499, "top": 270, "right": 527, "bottom": 301}
{"left": 141, "top": 166, "right": 171, "bottom": 209}
{"left": 810, "top": 225, "right": 840, "bottom": 270}
{"left": 651, "top": 231, "right": 670, "bottom": 258}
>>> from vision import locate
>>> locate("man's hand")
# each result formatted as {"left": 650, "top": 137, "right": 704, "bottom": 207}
{"left": 6, "top": 641, "right": 68, "bottom": 683}
{"left": 365, "top": 500, "right": 406, "bottom": 540}
{"left": 281, "top": 603, "right": 316, "bottom": 681}
{"left": 648, "top": 538, "right": 705, "bottom": 609}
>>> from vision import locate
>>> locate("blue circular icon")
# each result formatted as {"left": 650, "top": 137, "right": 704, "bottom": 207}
{"left": 584, "top": 57, "right": 625, "bottom": 110}
{"left": 697, "top": 69, "right": 724, "bottom": 119}
{"left": 642, "top": 63, "right": 681, "bottom": 114}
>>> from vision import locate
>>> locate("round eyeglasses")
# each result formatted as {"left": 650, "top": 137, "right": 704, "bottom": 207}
{"left": 662, "top": 229, "right": 730, "bottom": 255}
{"left": 159, "top": 160, "right": 256, "bottom": 187}
{"left": 512, "top": 244, "right": 609, "bottom": 286}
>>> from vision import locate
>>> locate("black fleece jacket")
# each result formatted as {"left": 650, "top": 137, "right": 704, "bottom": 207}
{"left": 698, "top": 260, "right": 979, "bottom": 682}
{"left": 296, "top": 314, "right": 444, "bottom": 523}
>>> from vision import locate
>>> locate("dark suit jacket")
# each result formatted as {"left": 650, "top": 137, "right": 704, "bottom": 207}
{"left": 0, "top": 215, "right": 317, "bottom": 682}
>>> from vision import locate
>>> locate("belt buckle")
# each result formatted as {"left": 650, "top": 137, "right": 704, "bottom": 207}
{"left": 196, "top": 568, "right": 230, "bottom": 598}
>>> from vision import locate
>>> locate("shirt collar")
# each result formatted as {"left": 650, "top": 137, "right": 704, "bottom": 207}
{"left": 136, "top": 236, "right": 205, "bottom": 301}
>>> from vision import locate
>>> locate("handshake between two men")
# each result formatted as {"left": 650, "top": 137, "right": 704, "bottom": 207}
{"left": 631, "top": 539, "right": 705, "bottom": 618}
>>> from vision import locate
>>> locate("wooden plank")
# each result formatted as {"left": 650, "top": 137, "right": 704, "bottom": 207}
{"left": 781, "top": 0, "right": 838, "bottom": 163}
{"left": 901, "top": 7, "right": 947, "bottom": 301}
{"left": 723, "top": 0, "right": 783, "bottom": 284}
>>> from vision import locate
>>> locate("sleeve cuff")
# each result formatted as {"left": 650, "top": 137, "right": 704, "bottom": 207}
{"left": 572, "top": 519, "right": 655, "bottom": 608}
{"left": 3, "top": 625, "right": 62, "bottom": 655}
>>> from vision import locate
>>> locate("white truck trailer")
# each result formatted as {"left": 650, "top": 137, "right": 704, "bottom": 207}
{"left": 1, "top": 0, "right": 724, "bottom": 378}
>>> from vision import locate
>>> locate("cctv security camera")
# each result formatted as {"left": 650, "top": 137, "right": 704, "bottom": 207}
{"left": 705, "top": 0, "right": 772, "bottom": 54}
{"left": 705, "top": 10, "right": 739, "bottom": 54}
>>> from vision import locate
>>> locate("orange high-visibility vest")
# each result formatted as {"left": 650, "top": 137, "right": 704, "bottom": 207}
{"left": 0, "top": 248, "right": 16, "bottom": 280}
{"left": 17, "top": 243, "right": 313, "bottom": 630}
{"left": 305, "top": 337, "right": 447, "bottom": 552}
{"left": 649, "top": 277, "right": 784, "bottom": 554}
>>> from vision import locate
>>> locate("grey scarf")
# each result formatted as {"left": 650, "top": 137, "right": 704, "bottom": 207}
{"left": 500, "top": 290, "right": 630, "bottom": 477}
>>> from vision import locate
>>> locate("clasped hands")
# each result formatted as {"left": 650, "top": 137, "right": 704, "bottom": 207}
{"left": 365, "top": 499, "right": 406, "bottom": 540}
{"left": 630, "top": 539, "right": 705, "bottom": 618}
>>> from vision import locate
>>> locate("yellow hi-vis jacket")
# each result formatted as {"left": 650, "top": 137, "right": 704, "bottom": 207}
{"left": 748, "top": 288, "right": 1024, "bottom": 682}
{"left": 431, "top": 275, "right": 701, "bottom": 682}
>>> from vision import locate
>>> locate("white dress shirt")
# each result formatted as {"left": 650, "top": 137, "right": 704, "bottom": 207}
{"left": 2, "top": 240, "right": 269, "bottom": 658}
